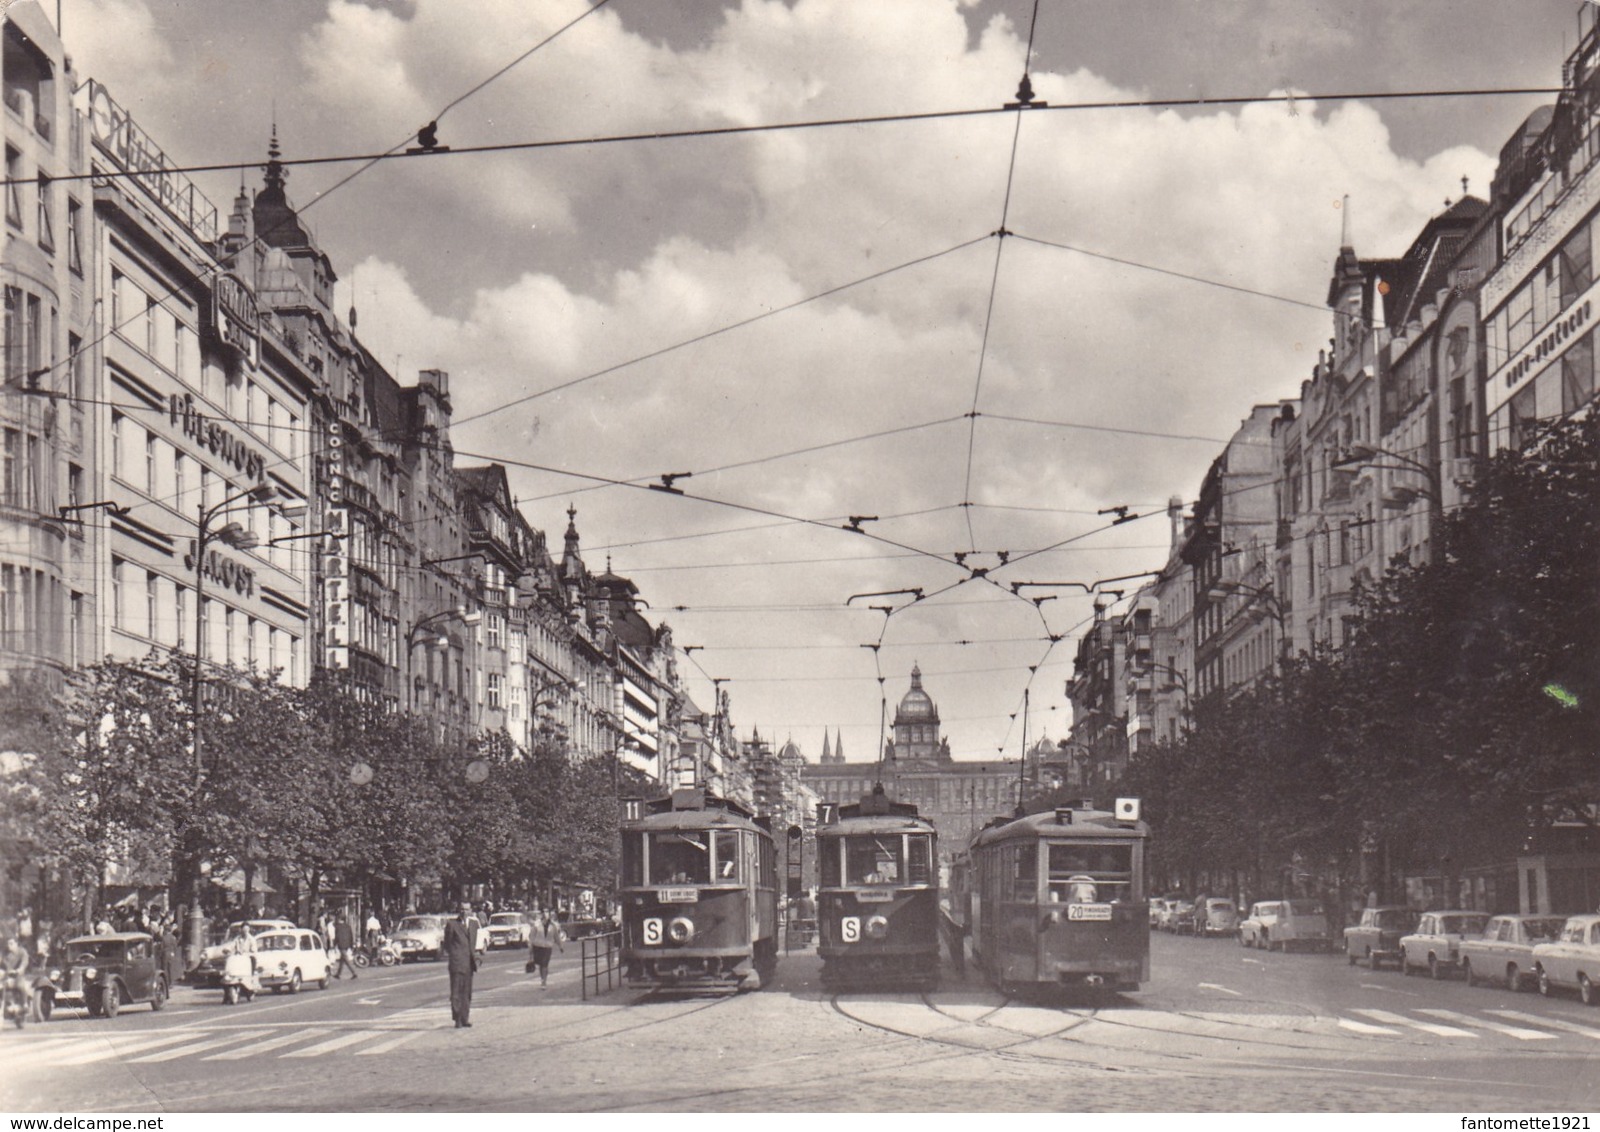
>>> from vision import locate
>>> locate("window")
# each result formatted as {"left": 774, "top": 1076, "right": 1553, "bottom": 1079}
{"left": 486, "top": 672, "right": 502, "bottom": 710}
{"left": 67, "top": 462, "right": 80, "bottom": 511}
{"left": 1562, "top": 331, "right": 1596, "bottom": 414}
{"left": 146, "top": 572, "right": 158, "bottom": 639}
{"left": 66, "top": 199, "right": 82, "bottom": 274}
{"left": 1508, "top": 384, "right": 1539, "bottom": 450}
{"left": 144, "top": 294, "right": 157, "bottom": 356}
{"left": 173, "top": 323, "right": 185, "bottom": 378}
{"left": 647, "top": 832, "right": 710, "bottom": 885}
{"left": 224, "top": 607, "right": 236, "bottom": 665}
{"left": 111, "top": 558, "right": 125, "bottom": 629}
{"left": 2, "top": 287, "right": 17, "bottom": 382}
{"left": 173, "top": 452, "right": 187, "bottom": 513}
{"left": 110, "top": 412, "right": 124, "bottom": 481}
{"left": 175, "top": 585, "right": 186, "bottom": 650}
{"left": 4, "top": 147, "right": 21, "bottom": 228}
{"left": 36, "top": 172, "right": 53, "bottom": 251}
{"left": 69, "top": 592, "right": 82, "bottom": 666}
{"left": 144, "top": 431, "right": 157, "bottom": 495}
{"left": 1560, "top": 222, "right": 1593, "bottom": 309}
{"left": 1, "top": 428, "right": 15, "bottom": 505}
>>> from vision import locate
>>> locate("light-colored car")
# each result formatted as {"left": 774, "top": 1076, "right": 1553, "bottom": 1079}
{"left": 1461, "top": 914, "right": 1566, "bottom": 991}
{"left": 487, "top": 912, "right": 530, "bottom": 949}
{"left": 1196, "top": 897, "right": 1239, "bottom": 937}
{"left": 1343, "top": 905, "right": 1418, "bottom": 970}
{"left": 1156, "top": 900, "right": 1192, "bottom": 933}
{"left": 1532, "top": 913, "right": 1600, "bottom": 1005}
{"left": 1148, "top": 898, "right": 1169, "bottom": 929}
{"left": 1399, "top": 910, "right": 1492, "bottom": 978}
{"left": 252, "top": 929, "right": 331, "bottom": 993}
{"left": 470, "top": 915, "right": 489, "bottom": 954}
{"left": 1239, "top": 899, "right": 1330, "bottom": 952}
{"left": 196, "top": 919, "right": 297, "bottom": 985}
{"left": 391, "top": 915, "right": 449, "bottom": 962}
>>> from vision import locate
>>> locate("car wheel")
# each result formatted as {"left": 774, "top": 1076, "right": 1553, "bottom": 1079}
{"left": 1581, "top": 974, "right": 1596, "bottom": 1007}
{"left": 1402, "top": 954, "right": 1414, "bottom": 976}
{"left": 1238, "top": 931, "right": 1248, "bottom": 948}
{"left": 318, "top": 972, "right": 329, "bottom": 990}
{"left": 289, "top": 971, "right": 302, "bottom": 994}
{"left": 1429, "top": 955, "right": 1444, "bottom": 980}
{"left": 150, "top": 977, "right": 167, "bottom": 1010}
{"left": 103, "top": 982, "right": 121, "bottom": 1019}
{"left": 1463, "top": 959, "right": 1476, "bottom": 987}
{"left": 1538, "top": 967, "right": 1552, "bottom": 997}
{"left": 352, "top": 952, "right": 370, "bottom": 969}
{"left": 1507, "top": 964, "right": 1523, "bottom": 992}
{"left": 223, "top": 984, "right": 238, "bottom": 1006}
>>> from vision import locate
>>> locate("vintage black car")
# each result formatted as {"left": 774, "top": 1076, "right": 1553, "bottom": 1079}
{"left": 55, "top": 932, "right": 169, "bottom": 1017}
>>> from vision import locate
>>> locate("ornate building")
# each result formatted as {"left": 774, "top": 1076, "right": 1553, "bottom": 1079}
{"left": 801, "top": 665, "right": 1019, "bottom": 865}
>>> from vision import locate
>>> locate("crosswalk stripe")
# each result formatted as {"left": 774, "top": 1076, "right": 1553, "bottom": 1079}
{"left": 280, "top": 1029, "right": 383, "bottom": 1057}
{"left": 130, "top": 1030, "right": 272, "bottom": 1062}
{"left": 1416, "top": 1008, "right": 1554, "bottom": 1040}
{"left": 201, "top": 1030, "right": 323, "bottom": 1060}
{"left": 1338, "top": 1018, "right": 1401, "bottom": 1035}
{"left": 1486, "top": 1009, "right": 1600, "bottom": 1040}
{"left": 5, "top": 1038, "right": 96, "bottom": 1069}
{"left": 354, "top": 1031, "right": 423, "bottom": 1056}
{"left": 53, "top": 1030, "right": 212, "bottom": 1065}
{"left": 1349, "top": 1008, "right": 1478, "bottom": 1038}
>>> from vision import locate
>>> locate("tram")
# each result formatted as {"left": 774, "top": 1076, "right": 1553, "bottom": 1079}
{"left": 815, "top": 784, "right": 940, "bottom": 990}
{"left": 619, "top": 787, "right": 779, "bottom": 992}
{"left": 951, "top": 798, "right": 1149, "bottom": 993}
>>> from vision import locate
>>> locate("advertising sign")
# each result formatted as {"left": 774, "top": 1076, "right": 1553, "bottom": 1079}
{"left": 322, "top": 421, "right": 349, "bottom": 670}
{"left": 82, "top": 79, "right": 219, "bottom": 244}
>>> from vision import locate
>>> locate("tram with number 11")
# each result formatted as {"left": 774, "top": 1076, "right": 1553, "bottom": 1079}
{"left": 619, "top": 787, "right": 780, "bottom": 993}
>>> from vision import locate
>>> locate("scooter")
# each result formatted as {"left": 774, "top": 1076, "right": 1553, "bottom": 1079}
{"left": 220, "top": 951, "right": 259, "bottom": 1005}
{"left": 352, "top": 935, "right": 399, "bottom": 968}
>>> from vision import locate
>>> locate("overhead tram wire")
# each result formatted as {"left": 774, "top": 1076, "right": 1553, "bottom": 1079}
{"left": 16, "top": 85, "right": 1568, "bottom": 193}
{"left": 448, "top": 235, "right": 993, "bottom": 430}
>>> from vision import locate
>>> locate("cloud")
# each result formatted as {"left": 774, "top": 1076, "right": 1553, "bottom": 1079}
{"left": 106, "top": 0, "right": 1507, "bottom": 761}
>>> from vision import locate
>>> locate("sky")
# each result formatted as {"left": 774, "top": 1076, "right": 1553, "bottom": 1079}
{"left": 61, "top": 0, "right": 1588, "bottom": 766}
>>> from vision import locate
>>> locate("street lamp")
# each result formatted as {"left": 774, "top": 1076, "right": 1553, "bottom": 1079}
{"left": 185, "top": 480, "right": 280, "bottom": 965}
{"left": 406, "top": 607, "right": 470, "bottom": 713}
{"left": 1334, "top": 443, "right": 1444, "bottom": 523}
{"left": 1205, "top": 580, "right": 1288, "bottom": 670}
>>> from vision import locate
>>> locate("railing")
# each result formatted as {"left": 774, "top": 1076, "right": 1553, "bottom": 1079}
{"left": 783, "top": 915, "right": 816, "bottom": 954}
{"left": 580, "top": 929, "right": 620, "bottom": 1000}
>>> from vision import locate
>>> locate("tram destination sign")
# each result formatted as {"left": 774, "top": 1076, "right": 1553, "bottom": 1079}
{"left": 1067, "top": 903, "right": 1113, "bottom": 921}
{"left": 657, "top": 888, "right": 699, "bottom": 904}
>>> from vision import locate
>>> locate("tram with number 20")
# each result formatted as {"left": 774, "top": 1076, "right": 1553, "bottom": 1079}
{"left": 949, "top": 798, "right": 1149, "bottom": 994}
{"left": 619, "top": 787, "right": 780, "bottom": 993}
{"left": 815, "top": 784, "right": 940, "bottom": 990}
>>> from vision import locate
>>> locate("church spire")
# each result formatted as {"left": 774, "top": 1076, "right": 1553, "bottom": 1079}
{"left": 834, "top": 728, "right": 844, "bottom": 762}
{"left": 821, "top": 730, "right": 832, "bottom": 763}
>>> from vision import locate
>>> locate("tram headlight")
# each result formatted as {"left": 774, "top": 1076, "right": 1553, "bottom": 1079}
{"left": 865, "top": 915, "right": 889, "bottom": 941}
{"left": 668, "top": 917, "right": 695, "bottom": 944}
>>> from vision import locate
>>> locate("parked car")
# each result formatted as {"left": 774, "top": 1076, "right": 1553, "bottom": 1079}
{"left": 1149, "top": 898, "right": 1170, "bottom": 929}
{"left": 195, "top": 919, "right": 296, "bottom": 985}
{"left": 486, "top": 912, "right": 531, "bottom": 949}
{"left": 1196, "top": 897, "right": 1239, "bottom": 937}
{"left": 1343, "top": 905, "right": 1418, "bottom": 970}
{"left": 251, "top": 929, "right": 331, "bottom": 993}
{"left": 1239, "top": 899, "right": 1331, "bottom": 952}
{"left": 1168, "top": 900, "right": 1197, "bottom": 935}
{"left": 1460, "top": 914, "right": 1566, "bottom": 991}
{"left": 1532, "top": 913, "right": 1600, "bottom": 1004}
{"left": 391, "top": 914, "right": 449, "bottom": 962}
{"left": 469, "top": 914, "right": 489, "bottom": 954}
{"left": 1399, "top": 910, "right": 1492, "bottom": 978}
{"left": 53, "top": 932, "right": 168, "bottom": 1017}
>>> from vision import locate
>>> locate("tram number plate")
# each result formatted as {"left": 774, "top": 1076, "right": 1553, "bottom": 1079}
{"left": 854, "top": 890, "right": 894, "bottom": 903}
{"left": 657, "top": 888, "right": 699, "bottom": 904}
{"left": 841, "top": 916, "right": 861, "bottom": 943}
{"left": 642, "top": 918, "right": 663, "bottom": 945}
{"left": 1067, "top": 903, "right": 1113, "bottom": 921}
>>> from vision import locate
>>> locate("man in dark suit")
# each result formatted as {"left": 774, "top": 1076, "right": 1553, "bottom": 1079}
{"left": 441, "top": 902, "right": 479, "bottom": 1028}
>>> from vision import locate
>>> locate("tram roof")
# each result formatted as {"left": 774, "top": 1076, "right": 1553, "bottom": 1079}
{"left": 969, "top": 807, "right": 1147, "bottom": 849}
{"left": 623, "top": 787, "right": 769, "bottom": 834}
{"left": 820, "top": 813, "right": 937, "bottom": 836}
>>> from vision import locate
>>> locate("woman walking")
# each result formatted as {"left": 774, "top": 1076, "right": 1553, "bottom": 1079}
{"left": 525, "top": 910, "right": 565, "bottom": 987}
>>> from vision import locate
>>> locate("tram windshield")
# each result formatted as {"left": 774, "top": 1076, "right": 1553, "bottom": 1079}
{"left": 845, "top": 836, "right": 902, "bottom": 885}
{"left": 1045, "top": 842, "right": 1137, "bottom": 902}
{"left": 645, "top": 830, "right": 742, "bottom": 885}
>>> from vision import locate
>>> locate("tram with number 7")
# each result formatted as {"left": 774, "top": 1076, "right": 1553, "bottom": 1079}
{"left": 815, "top": 783, "right": 940, "bottom": 990}
{"left": 619, "top": 787, "right": 780, "bottom": 993}
{"left": 949, "top": 798, "right": 1149, "bottom": 994}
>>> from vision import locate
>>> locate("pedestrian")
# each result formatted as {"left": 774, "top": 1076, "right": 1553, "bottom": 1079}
{"left": 442, "top": 901, "right": 479, "bottom": 1028}
{"left": 160, "top": 920, "right": 181, "bottom": 988}
{"left": 525, "top": 908, "right": 565, "bottom": 988}
{"left": 332, "top": 915, "right": 359, "bottom": 980}
{"left": 364, "top": 908, "right": 381, "bottom": 950}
